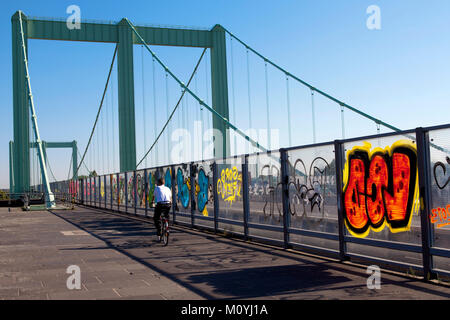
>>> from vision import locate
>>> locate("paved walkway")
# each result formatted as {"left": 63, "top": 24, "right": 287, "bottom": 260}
{"left": 0, "top": 206, "right": 449, "bottom": 300}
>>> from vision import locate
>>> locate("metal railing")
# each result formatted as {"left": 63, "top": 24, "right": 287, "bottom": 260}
{"left": 51, "top": 124, "right": 450, "bottom": 281}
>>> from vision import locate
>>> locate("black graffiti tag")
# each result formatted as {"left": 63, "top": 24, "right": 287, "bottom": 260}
{"left": 434, "top": 156, "right": 450, "bottom": 190}
{"left": 288, "top": 157, "right": 330, "bottom": 218}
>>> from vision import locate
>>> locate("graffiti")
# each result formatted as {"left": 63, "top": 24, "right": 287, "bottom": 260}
{"left": 430, "top": 205, "right": 450, "bottom": 228}
{"left": 177, "top": 167, "right": 190, "bottom": 209}
{"left": 165, "top": 168, "right": 172, "bottom": 189}
{"left": 100, "top": 180, "right": 105, "bottom": 198}
{"left": 127, "top": 176, "right": 135, "bottom": 207}
{"left": 197, "top": 169, "right": 209, "bottom": 215}
{"left": 260, "top": 165, "right": 283, "bottom": 222}
{"left": 134, "top": 173, "right": 144, "bottom": 207}
{"left": 434, "top": 156, "right": 450, "bottom": 190}
{"left": 118, "top": 176, "right": 125, "bottom": 205}
{"left": 111, "top": 175, "right": 117, "bottom": 202}
{"left": 217, "top": 166, "right": 242, "bottom": 206}
{"left": 195, "top": 166, "right": 214, "bottom": 217}
{"left": 288, "top": 157, "right": 331, "bottom": 218}
{"left": 343, "top": 141, "right": 419, "bottom": 238}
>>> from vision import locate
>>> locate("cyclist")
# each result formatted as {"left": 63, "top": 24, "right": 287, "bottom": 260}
{"left": 153, "top": 177, "right": 172, "bottom": 241}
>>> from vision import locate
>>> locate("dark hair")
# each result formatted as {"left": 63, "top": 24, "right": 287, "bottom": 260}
{"left": 157, "top": 178, "right": 164, "bottom": 186}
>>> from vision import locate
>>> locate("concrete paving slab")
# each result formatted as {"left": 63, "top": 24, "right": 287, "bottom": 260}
{"left": 0, "top": 206, "right": 449, "bottom": 300}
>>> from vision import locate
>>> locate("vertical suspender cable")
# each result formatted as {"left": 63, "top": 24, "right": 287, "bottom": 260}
{"left": 111, "top": 64, "right": 116, "bottom": 173}
{"left": 264, "top": 60, "right": 271, "bottom": 149}
{"left": 106, "top": 76, "right": 110, "bottom": 174}
{"left": 246, "top": 48, "right": 252, "bottom": 131}
{"left": 152, "top": 58, "right": 157, "bottom": 166}
{"left": 142, "top": 45, "right": 148, "bottom": 168}
{"left": 178, "top": 87, "right": 182, "bottom": 131}
{"left": 311, "top": 89, "right": 317, "bottom": 144}
{"left": 286, "top": 75, "right": 292, "bottom": 147}
{"left": 194, "top": 72, "right": 200, "bottom": 160}
{"left": 185, "top": 90, "right": 191, "bottom": 162}
{"left": 230, "top": 36, "right": 237, "bottom": 156}
{"left": 101, "top": 95, "right": 105, "bottom": 175}
{"left": 195, "top": 73, "right": 204, "bottom": 161}
{"left": 205, "top": 49, "right": 212, "bottom": 150}
{"left": 340, "top": 104, "right": 345, "bottom": 139}
{"left": 165, "top": 71, "right": 170, "bottom": 165}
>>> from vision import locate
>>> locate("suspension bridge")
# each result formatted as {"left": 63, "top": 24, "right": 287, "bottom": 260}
{"left": 4, "top": 10, "right": 450, "bottom": 299}
{"left": 10, "top": 10, "right": 404, "bottom": 201}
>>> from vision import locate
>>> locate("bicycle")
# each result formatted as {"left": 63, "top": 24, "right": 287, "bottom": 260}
{"left": 159, "top": 214, "right": 170, "bottom": 246}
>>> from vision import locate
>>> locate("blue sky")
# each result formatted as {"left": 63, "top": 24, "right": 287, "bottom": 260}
{"left": 1, "top": 0, "right": 450, "bottom": 188}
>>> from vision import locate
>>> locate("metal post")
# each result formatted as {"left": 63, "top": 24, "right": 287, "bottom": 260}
{"left": 124, "top": 171, "right": 128, "bottom": 214}
{"left": 94, "top": 177, "right": 97, "bottom": 207}
{"left": 89, "top": 177, "right": 92, "bottom": 206}
{"left": 334, "top": 140, "right": 348, "bottom": 261}
{"left": 190, "top": 163, "right": 195, "bottom": 227}
{"left": 144, "top": 169, "right": 148, "bottom": 217}
{"left": 212, "top": 162, "right": 219, "bottom": 233}
{"left": 171, "top": 165, "right": 176, "bottom": 224}
{"left": 9, "top": 141, "right": 14, "bottom": 193}
{"left": 280, "top": 149, "right": 290, "bottom": 249}
{"left": 134, "top": 171, "right": 137, "bottom": 216}
{"left": 104, "top": 175, "right": 107, "bottom": 208}
{"left": 109, "top": 175, "right": 113, "bottom": 210}
{"left": 116, "top": 173, "right": 120, "bottom": 212}
{"left": 415, "top": 127, "right": 435, "bottom": 280}
{"left": 81, "top": 178, "right": 85, "bottom": 205}
{"left": 242, "top": 156, "right": 250, "bottom": 240}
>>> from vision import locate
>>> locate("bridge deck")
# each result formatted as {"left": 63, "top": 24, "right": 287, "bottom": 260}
{"left": 0, "top": 206, "right": 449, "bottom": 300}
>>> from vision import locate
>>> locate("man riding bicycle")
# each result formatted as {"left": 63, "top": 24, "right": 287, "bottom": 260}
{"left": 153, "top": 177, "right": 172, "bottom": 241}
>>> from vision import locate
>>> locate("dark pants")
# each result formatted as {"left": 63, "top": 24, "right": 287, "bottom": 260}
{"left": 154, "top": 202, "right": 171, "bottom": 236}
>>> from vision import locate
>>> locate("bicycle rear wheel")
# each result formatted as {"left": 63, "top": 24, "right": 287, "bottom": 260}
{"left": 162, "top": 221, "right": 169, "bottom": 246}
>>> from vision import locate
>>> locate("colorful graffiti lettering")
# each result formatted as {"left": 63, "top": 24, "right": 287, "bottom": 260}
{"left": 288, "top": 157, "right": 331, "bottom": 218}
{"left": 434, "top": 156, "right": 450, "bottom": 190}
{"left": 118, "top": 176, "right": 125, "bottom": 205}
{"left": 343, "top": 140, "right": 419, "bottom": 238}
{"left": 135, "top": 173, "right": 145, "bottom": 207}
{"left": 217, "top": 166, "right": 242, "bottom": 206}
{"left": 111, "top": 175, "right": 117, "bottom": 201}
{"left": 197, "top": 168, "right": 210, "bottom": 216}
{"left": 147, "top": 171, "right": 155, "bottom": 207}
{"left": 177, "top": 167, "right": 190, "bottom": 209}
{"left": 430, "top": 205, "right": 450, "bottom": 228}
{"left": 100, "top": 180, "right": 105, "bottom": 198}
{"left": 127, "top": 176, "right": 135, "bottom": 207}
{"left": 165, "top": 168, "right": 172, "bottom": 189}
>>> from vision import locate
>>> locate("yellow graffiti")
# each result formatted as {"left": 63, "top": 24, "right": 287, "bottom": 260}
{"left": 217, "top": 166, "right": 242, "bottom": 206}
{"left": 100, "top": 181, "right": 105, "bottom": 198}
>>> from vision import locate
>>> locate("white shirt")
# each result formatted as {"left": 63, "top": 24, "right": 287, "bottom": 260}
{"left": 154, "top": 185, "right": 172, "bottom": 203}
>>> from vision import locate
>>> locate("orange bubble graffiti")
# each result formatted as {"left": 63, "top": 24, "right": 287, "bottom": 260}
{"left": 343, "top": 141, "right": 419, "bottom": 238}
